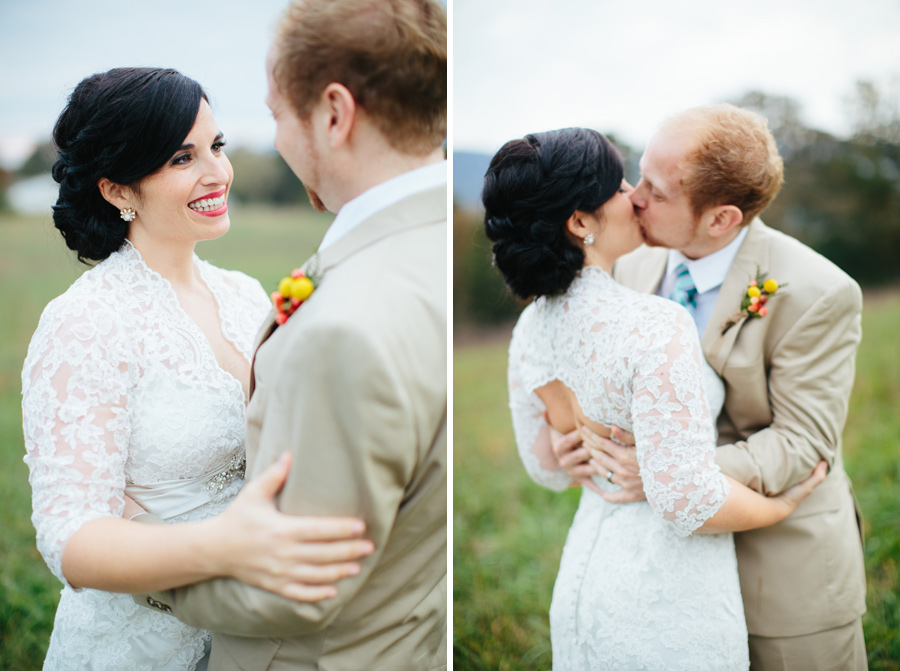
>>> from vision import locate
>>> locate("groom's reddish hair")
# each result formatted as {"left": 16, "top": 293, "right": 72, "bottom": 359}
{"left": 665, "top": 104, "right": 784, "bottom": 226}
{"left": 272, "top": 0, "right": 446, "bottom": 156}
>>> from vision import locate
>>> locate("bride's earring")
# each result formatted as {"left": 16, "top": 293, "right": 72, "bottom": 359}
{"left": 583, "top": 233, "right": 594, "bottom": 246}
{"left": 120, "top": 207, "right": 136, "bottom": 222}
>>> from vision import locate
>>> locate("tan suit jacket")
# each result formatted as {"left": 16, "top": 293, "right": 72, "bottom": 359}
{"left": 143, "top": 183, "right": 447, "bottom": 670}
{"left": 614, "top": 219, "right": 866, "bottom": 637}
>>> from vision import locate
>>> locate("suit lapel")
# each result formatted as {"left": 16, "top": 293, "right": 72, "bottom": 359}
{"left": 614, "top": 245, "right": 668, "bottom": 294}
{"left": 701, "top": 219, "right": 770, "bottom": 373}
{"left": 249, "top": 312, "right": 277, "bottom": 398}
{"left": 248, "top": 181, "right": 446, "bottom": 398}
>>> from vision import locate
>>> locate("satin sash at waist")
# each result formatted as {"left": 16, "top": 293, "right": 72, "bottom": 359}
{"left": 125, "top": 453, "right": 245, "bottom": 520}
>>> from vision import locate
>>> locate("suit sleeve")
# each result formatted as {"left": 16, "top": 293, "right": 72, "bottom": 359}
{"left": 146, "top": 320, "right": 417, "bottom": 637}
{"left": 715, "top": 278, "right": 862, "bottom": 494}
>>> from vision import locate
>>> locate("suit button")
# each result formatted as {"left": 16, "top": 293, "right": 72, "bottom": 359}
{"left": 146, "top": 597, "right": 173, "bottom": 613}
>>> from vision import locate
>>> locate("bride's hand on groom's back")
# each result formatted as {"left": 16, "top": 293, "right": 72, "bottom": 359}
{"left": 207, "top": 453, "right": 374, "bottom": 603}
{"left": 549, "top": 425, "right": 605, "bottom": 495}
{"left": 580, "top": 426, "right": 645, "bottom": 503}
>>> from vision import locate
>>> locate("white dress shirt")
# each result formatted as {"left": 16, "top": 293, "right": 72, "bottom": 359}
{"left": 318, "top": 161, "right": 447, "bottom": 251}
{"left": 657, "top": 226, "right": 749, "bottom": 335}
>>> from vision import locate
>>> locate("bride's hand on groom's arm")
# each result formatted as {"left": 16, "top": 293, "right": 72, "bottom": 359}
{"left": 207, "top": 453, "right": 374, "bottom": 603}
{"left": 580, "top": 426, "right": 645, "bottom": 503}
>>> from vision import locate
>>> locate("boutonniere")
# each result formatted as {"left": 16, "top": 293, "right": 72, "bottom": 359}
{"left": 721, "top": 266, "right": 787, "bottom": 334}
{"left": 271, "top": 266, "right": 320, "bottom": 325}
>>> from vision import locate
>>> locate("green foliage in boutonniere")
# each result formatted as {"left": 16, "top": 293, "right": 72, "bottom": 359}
{"left": 721, "top": 266, "right": 787, "bottom": 334}
{"left": 271, "top": 264, "right": 321, "bottom": 325}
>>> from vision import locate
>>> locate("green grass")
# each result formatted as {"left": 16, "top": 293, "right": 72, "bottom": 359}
{"left": 0, "top": 206, "right": 331, "bottom": 669}
{"left": 453, "top": 295, "right": 900, "bottom": 671}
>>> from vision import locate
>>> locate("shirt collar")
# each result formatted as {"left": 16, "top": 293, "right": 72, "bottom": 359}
{"left": 665, "top": 225, "right": 749, "bottom": 294}
{"left": 318, "top": 161, "right": 447, "bottom": 251}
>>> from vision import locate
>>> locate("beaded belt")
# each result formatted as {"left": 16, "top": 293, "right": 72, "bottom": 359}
{"left": 125, "top": 453, "right": 246, "bottom": 520}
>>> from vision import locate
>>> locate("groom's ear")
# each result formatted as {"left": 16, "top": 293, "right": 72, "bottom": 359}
{"left": 320, "top": 82, "right": 357, "bottom": 150}
{"left": 707, "top": 204, "right": 743, "bottom": 238}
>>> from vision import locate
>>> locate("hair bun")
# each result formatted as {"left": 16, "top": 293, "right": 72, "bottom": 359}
{"left": 51, "top": 160, "right": 68, "bottom": 184}
{"left": 482, "top": 128, "right": 623, "bottom": 300}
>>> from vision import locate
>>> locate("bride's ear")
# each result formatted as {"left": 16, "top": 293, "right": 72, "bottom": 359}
{"left": 565, "top": 210, "right": 591, "bottom": 245}
{"left": 97, "top": 177, "right": 133, "bottom": 211}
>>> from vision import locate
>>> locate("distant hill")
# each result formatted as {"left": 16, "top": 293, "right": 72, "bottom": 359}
{"left": 453, "top": 151, "right": 492, "bottom": 212}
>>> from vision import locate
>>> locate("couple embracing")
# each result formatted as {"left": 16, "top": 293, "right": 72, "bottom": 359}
{"left": 488, "top": 105, "right": 866, "bottom": 670}
{"left": 22, "top": 0, "right": 447, "bottom": 669}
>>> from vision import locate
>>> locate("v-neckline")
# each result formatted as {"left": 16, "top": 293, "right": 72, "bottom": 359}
{"left": 124, "top": 242, "right": 251, "bottom": 405}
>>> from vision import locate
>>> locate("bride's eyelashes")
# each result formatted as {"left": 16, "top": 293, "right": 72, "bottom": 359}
{"left": 169, "top": 135, "right": 228, "bottom": 166}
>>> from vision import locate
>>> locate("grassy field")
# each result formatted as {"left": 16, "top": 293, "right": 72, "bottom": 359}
{"left": 453, "top": 295, "right": 900, "bottom": 670}
{"left": 0, "top": 206, "right": 332, "bottom": 669}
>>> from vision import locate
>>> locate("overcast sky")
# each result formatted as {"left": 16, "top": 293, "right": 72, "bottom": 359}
{"left": 0, "top": 0, "right": 291, "bottom": 168}
{"left": 3, "top": 1, "right": 899, "bottom": 168}
{"left": 454, "top": 0, "right": 900, "bottom": 154}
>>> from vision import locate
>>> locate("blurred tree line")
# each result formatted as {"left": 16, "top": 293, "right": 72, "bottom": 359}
{"left": 455, "top": 81, "right": 900, "bottom": 329}
{"left": 0, "top": 145, "right": 313, "bottom": 212}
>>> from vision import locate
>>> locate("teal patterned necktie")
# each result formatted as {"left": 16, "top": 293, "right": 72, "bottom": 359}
{"left": 669, "top": 263, "right": 698, "bottom": 310}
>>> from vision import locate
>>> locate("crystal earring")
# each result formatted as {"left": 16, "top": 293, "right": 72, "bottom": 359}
{"left": 583, "top": 233, "right": 594, "bottom": 246}
{"left": 120, "top": 207, "right": 136, "bottom": 222}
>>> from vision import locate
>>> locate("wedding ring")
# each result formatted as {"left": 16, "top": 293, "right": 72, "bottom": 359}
{"left": 606, "top": 470, "right": 614, "bottom": 483}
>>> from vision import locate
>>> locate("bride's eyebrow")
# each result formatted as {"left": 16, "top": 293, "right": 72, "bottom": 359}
{"left": 175, "top": 133, "right": 225, "bottom": 153}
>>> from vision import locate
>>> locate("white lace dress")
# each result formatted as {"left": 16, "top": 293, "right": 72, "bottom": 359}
{"left": 508, "top": 266, "right": 748, "bottom": 671}
{"left": 21, "top": 243, "right": 271, "bottom": 671}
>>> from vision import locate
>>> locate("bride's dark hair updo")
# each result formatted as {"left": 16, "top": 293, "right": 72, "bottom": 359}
{"left": 51, "top": 67, "right": 208, "bottom": 263}
{"left": 482, "top": 128, "right": 624, "bottom": 300}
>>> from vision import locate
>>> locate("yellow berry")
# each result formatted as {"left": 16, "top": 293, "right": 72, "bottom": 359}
{"left": 763, "top": 279, "right": 779, "bottom": 293}
{"left": 290, "top": 276, "right": 314, "bottom": 300}
{"left": 747, "top": 286, "right": 761, "bottom": 298}
{"left": 278, "top": 277, "right": 293, "bottom": 296}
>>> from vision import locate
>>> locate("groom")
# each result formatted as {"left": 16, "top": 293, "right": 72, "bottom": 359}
{"left": 562, "top": 104, "right": 867, "bottom": 670}
{"left": 138, "top": 1, "right": 447, "bottom": 669}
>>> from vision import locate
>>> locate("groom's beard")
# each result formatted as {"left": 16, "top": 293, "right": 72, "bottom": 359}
{"left": 305, "top": 185, "right": 327, "bottom": 213}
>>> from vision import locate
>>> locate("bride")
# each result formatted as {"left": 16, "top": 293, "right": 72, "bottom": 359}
{"left": 22, "top": 67, "right": 372, "bottom": 670}
{"left": 483, "top": 127, "right": 825, "bottom": 670}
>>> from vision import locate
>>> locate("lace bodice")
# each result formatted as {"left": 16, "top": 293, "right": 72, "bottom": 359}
{"left": 22, "top": 242, "right": 271, "bottom": 585}
{"left": 508, "top": 265, "right": 730, "bottom": 536}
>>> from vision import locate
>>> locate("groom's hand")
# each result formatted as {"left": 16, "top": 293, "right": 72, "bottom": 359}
{"left": 548, "top": 424, "right": 604, "bottom": 495}
{"left": 581, "top": 426, "right": 645, "bottom": 503}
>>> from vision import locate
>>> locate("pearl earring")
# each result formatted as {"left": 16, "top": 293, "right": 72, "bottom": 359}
{"left": 583, "top": 233, "right": 594, "bottom": 246}
{"left": 120, "top": 207, "right": 136, "bottom": 222}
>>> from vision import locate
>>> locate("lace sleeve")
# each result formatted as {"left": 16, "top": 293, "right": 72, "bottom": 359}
{"left": 631, "top": 304, "right": 730, "bottom": 536}
{"left": 21, "top": 297, "right": 134, "bottom": 586}
{"left": 508, "top": 339, "right": 571, "bottom": 493}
